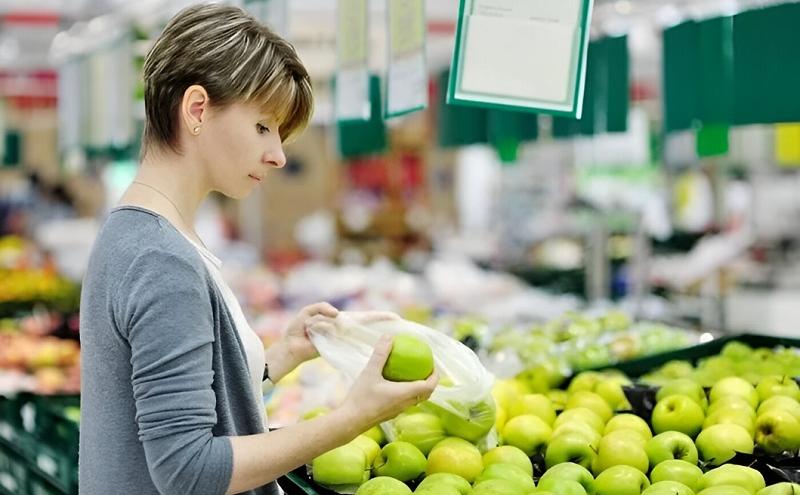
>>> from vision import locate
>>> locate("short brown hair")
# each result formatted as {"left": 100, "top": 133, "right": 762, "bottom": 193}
{"left": 142, "top": 3, "right": 313, "bottom": 155}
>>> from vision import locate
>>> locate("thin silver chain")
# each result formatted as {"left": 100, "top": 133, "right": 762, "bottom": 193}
{"left": 131, "top": 180, "right": 209, "bottom": 250}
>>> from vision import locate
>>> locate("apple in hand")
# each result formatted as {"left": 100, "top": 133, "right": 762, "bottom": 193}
{"left": 415, "top": 473, "right": 471, "bottom": 495}
{"left": 595, "top": 465, "right": 650, "bottom": 495}
{"left": 354, "top": 477, "right": 411, "bottom": 495}
{"left": 755, "top": 409, "right": 800, "bottom": 454}
{"left": 538, "top": 462, "right": 594, "bottom": 494}
{"left": 482, "top": 445, "right": 533, "bottom": 477}
{"left": 425, "top": 437, "right": 483, "bottom": 483}
{"left": 646, "top": 431, "right": 699, "bottom": 466}
{"left": 699, "top": 464, "right": 765, "bottom": 494}
{"left": 757, "top": 482, "right": 800, "bottom": 495}
{"left": 650, "top": 460, "right": 703, "bottom": 492}
{"left": 474, "top": 463, "right": 536, "bottom": 493}
{"left": 508, "top": 393, "right": 556, "bottom": 425}
{"left": 642, "top": 481, "right": 695, "bottom": 495}
{"left": 695, "top": 424, "right": 754, "bottom": 465}
{"left": 371, "top": 441, "right": 426, "bottom": 482}
{"left": 757, "top": 375, "right": 800, "bottom": 402}
{"left": 501, "top": 414, "right": 552, "bottom": 456}
{"left": 545, "top": 431, "right": 598, "bottom": 471}
{"left": 652, "top": 395, "right": 705, "bottom": 438}
{"left": 709, "top": 376, "right": 759, "bottom": 409}
{"left": 592, "top": 430, "right": 649, "bottom": 475}
{"left": 554, "top": 407, "right": 606, "bottom": 434}
{"left": 312, "top": 444, "right": 370, "bottom": 488}
{"left": 604, "top": 413, "right": 653, "bottom": 442}
{"left": 382, "top": 334, "right": 434, "bottom": 381}
{"left": 393, "top": 412, "right": 446, "bottom": 455}
{"left": 429, "top": 398, "right": 496, "bottom": 442}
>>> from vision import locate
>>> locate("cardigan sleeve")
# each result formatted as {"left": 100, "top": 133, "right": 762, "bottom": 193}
{"left": 116, "top": 248, "right": 233, "bottom": 495}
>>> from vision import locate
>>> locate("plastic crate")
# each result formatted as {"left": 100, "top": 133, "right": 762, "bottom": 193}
{"left": 25, "top": 438, "right": 76, "bottom": 493}
{"left": 0, "top": 443, "right": 28, "bottom": 495}
{"left": 31, "top": 396, "right": 79, "bottom": 456}
{"left": 28, "top": 469, "right": 73, "bottom": 495}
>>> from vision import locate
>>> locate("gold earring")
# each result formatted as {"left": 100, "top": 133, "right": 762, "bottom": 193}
{"left": 193, "top": 125, "right": 201, "bottom": 135}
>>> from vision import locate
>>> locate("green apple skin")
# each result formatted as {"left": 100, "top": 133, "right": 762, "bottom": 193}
{"left": 755, "top": 409, "right": 800, "bottom": 454}
{"left": 354, "top": 476, "right": 411, "bottom": 495}
{"left": 709, "top": 377, "right": 759, "bottom": 409}
{"left": 699, "top": 464, "right": 765, "bottom": 493}
{"left": 482, "top": 445, "right": 533, "bottom": 476}
{"left": 554, "top": 407, "right": 607, "bottom": 434}
{"left": 371, "top": 441, "right": 426, "bottom": 482}
{"left": 538, "top": 462, "right": 595, "bottom": 494}
{"left": 695, "top": 424, "right": 754, "bottom": 466}
{"left": 604, "top": 414, "right": 653, "bottom": 441}
{"left": 595, "top": 465, "right": 650, "bottom": 495}
{"left": 646, "top": 431, "right": 699, "bottom": 466}
{"left": 350, "top": 435, "right": 382, "bottom": 465}
{"left": 757, "top": 482, "right": 800, "bottom": 495}
{"left": 415, "top": 473, "right": 471, "bottom": 495}
{"left": 474, "top": 463, "right": 535, "bottom": 492}
{"left": 394, "top": 412, "right": 446, "bottom": 456}
{"left": 312, "top": 444, "right": 369, "bottom": 487}
{"left": 548, "top": 389, "right": 569, "bottom": 410}
{"left": 508, "top": 393, "right": 557, "bottom": 425}
{"left": 545, "top": 431, "right": 598, "bottom": 471}
{"left": 657, "top": 378, "right": 709, "bottom": 409}
{"left": 697, "top": 486, "right": 752, "bottom": 495}
{"left": 652, "top": 395, "right": 705, "bottom": 438}
{"left": 470, "top": 479, "right": 522, "bottom": 495}
{"left": 429, "top": 398, "right": 496, "bottom": 442}
{"left": 501, "top": 414, "right": 552, "bottom": 456}
{"left": 758, "top": 396, "right": 800, "bottom": 421}
{"left": 552, "top": 421, "right": 603, "bottom": 449}
{"left": 703, "top": 409, "right": 755, "bottom": 436}
{"left": 650, "top": 460, "right": 704, "bottom": 492}
{"left": 567, "top": 391, "right": 614, "bottom": 422}
{"left": 592, "top": 430, "right": 649, "bottom": 475}
{"left": 595, "top": 377, "right": 632, "bottom": 411}
{"left": 641, "top": 480, "right": 695, "bottom": 495}
{"left": 363, "top": 425, "right": 386, "bottom": 445}
{"left": 538, "top": 479, "right": 588, "bottom": 495}
{"left": 382, "top": 334, "right": 434, "bottom": 381}
{"left": 568, "top": 372, "right": 606, "bottom": 395}
{"left": 414, "top": 486, "right": 460, "bottom": 495}
{"left": 708, "top": 396, "right": 756, "bottom": 418}
{"left": 425, "top": 437, "right": 483, "bottom": 483}
{"left": 757, "top": 375, "right": 800, "bottom": 402}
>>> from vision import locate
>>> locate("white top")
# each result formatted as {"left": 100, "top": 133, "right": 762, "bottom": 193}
{"left": 181, "top": 234, "right": 268, "bottom": 428}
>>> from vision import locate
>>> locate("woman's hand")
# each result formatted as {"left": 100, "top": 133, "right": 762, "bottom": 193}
{"left": 282, "top": 302, "right": 339, "bottom": 365}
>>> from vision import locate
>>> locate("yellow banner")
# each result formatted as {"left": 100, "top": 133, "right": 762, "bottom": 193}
{"left": 776, "top": 123, "right": 800, "bottom": 167}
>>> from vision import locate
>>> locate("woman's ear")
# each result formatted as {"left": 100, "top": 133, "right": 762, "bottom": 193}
{"left": 181, "top": 85, "right": 209, "bottom": 135}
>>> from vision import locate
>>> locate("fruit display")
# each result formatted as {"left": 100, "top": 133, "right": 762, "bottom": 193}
{"left": 0, "top": 334, "right": 80, "bottom": 394}
{"left": 0, "top": 268, "right": 81, "bottom": 315}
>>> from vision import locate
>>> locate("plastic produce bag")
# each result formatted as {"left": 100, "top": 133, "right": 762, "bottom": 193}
{"left": 309, "top": 312, "right": 497, "bottom": 443}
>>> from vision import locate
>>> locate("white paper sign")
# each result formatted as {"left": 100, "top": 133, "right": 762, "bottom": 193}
{"left": 386, "top": 0, "right": 427, "bottom": 117}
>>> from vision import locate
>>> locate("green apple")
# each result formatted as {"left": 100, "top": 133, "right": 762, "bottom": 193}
{"left": 382, "top": 334, "right": 434, "bottom": 381}
{"left": 492, "top": 379, "right": 529, "bottom": 410}
{"left": 695, "top": 424, "right": 754, "bottom": 465}
{"left": 757, "top": 482, "right": 800, "bottom": 495}
{"left": 537, "top": 478, "right": 588, "bottom": 495}
{"left": 482, "top": 445, "right": 533, "bottom": 477}
{"left": 354, "top": 476, "right": 411, "bottom": 495}
{"left": 755, "top": 409, "right": 800, "bottom": 454}
{"left": 414, "top": 486, "right": 460, "bottom": 495}
{"left": 709, "top": 377, "right": 759, "bottom": 409}
{"left": 474, "top": 463, "right": 535, "bottom": 492}
{"left": 604, "top": 414, "right": 653, "bottom": 442}
{"left": 415, "top": 473, "right": 471, "bottom": 494}
{"left": 301, "top": 406, "right": 331, "bottom": 420}
{"left": 554, "top": 407, "right": 606, "bottom": 434}
{"left": 657, "top": 379, "right": 709, "bottom": 410}
{"left": 471, "top": 479, "right": 523, "bottom": 495}
{"left": 312, "top": 444, "right": 370, "bottom": 488}
{"left": 372, "top": 441, "right": 426, "bottom": 481}
{"left": 568, "top": 371, "right": 605, "bottom": 394}
{"left": 592, "top": 430, "right": 649, "bottom": 475}
{"left": 552, "top": 421, "right": 602, "bottom": 449}
{"left": 429, "top": 398, "right": 496, "bottom": 442}
{"left": 650, "top": 460, "right": 703, "bottom": 492}
{"left": 641, "top": 481, "right": 695, "bottom": 495}
{"left": 547, "top": 389, "right": 569, "bottom": 410}
{"left": 363, "top": 425, "right": 386, "bottom": 445}
{"left": 508, "top": 393, "right": 556, "bottom": 425}
{"left": 703, "top": 409, "right": 755, "bottom": 436}
{"left": 538, "top": 462, "right": 594, "bottom": 494}
{"left": 595, "top": 376, "right": 632, "bottom": 411}
{"left": 425, "top": 437, "right": 483, "bottom": 483}
{"left": 699, "top": 464, "right": 765, "bottom": 493}
{"left": 501, "top": 414, "right": 552, "bottom": 456}
{"left": 567, "top": 391, "right": 614, "bottom": 422}
{"left": 394, "top": 412, "right": 446, "bottom": 455}
{"left": 652, "top": 395, "right": 705, "bottom": 438}
{"left": 757, "top": 376, "right": 800, "bottom": 402}
{"left": 595, "top": 465, "right": 650, "bottom": 495}
{"left": 350, "top": 435, "right": 382, "bottom": 465}
{"left": 697, "top": 486, "right": 752, "bottom": 495}
{"left": 545, "top": 432, "right": 598, "bottom": 471}
{"left": 758, "top": 396, "right": 800, "bottom": 421}
{"left": 707, "top": 396, "right": 756, "bottom": 418}
{"left": 646, "top": 431, "right": 699, "bottom": 466}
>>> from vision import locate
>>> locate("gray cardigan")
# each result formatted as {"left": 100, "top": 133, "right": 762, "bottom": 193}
{"left": 79, "top": 206, "right": 279, "bottom": 495}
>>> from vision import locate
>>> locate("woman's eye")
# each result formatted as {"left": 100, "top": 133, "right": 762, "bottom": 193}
{"left": 257, "top": 124, "right": 270, "bottom": 134}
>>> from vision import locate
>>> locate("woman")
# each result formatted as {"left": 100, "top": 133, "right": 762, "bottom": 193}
{"left": 78, "top": 4, "right": 437, "bottom": 494}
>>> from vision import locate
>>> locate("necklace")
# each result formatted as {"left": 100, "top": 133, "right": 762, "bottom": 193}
{"left": 131, "top": 180, "right": 209, "bottom": 250}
